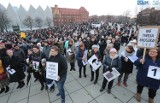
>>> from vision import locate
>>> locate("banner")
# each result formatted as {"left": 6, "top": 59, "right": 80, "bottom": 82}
{"left": 46, "top": 62, "right": 58, "bottom": 81}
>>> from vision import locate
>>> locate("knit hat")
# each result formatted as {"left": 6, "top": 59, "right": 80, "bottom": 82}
{"left": 110, "top": 48, "right": 117, "bottom": 53}
{"left": 41, "top": 58, "right": 46, "bottom": 63}
{"left": 92, "top": 44, "right": 99, "bottom": 49}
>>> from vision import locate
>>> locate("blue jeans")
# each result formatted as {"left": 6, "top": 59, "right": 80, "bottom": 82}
{"left": 56, "top": 74, "right": 67, "bottom": 103}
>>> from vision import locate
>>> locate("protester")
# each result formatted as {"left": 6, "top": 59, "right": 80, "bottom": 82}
{"left": 48, "top": 46, "right": 68, "bottom": 103}
{"left": 66, "top": 39, "right": 76, "bottom": 71}
{"left": 117, "top": 44, "right": 135, "bottom": 87}
{"left": 88, "top": 44, "right": 102, "bottom": 84}
{"left": 3, "top": 49, "right": 25, "bottom": 89}
{"left": 134, "top": 48, "right": 160, "bottom": 103}
{"left": 100, "top": 48, "right": 121, "bottom": 93}
{"left": 0, "top": 59, "right": 10, "bottom": 94}
{"left": 29, "top": 46, "right": 46, "bottom": 90}
{"left": 76, "top": 42, "right": 87, "bottom": 78}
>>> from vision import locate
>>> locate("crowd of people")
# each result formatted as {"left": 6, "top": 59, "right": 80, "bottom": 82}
{"left": 0, "top": 21, "right": 160, "bottom": 103}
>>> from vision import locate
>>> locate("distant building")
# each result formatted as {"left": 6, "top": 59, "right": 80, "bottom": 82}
{"left": 137, "top": 8, "right": 160, "bottom": 25}
{"left": 0, "top": 3, "right": 53, "bottom": 31}
{"left": 52, "top": 5, "right": 89, "bottom": 26}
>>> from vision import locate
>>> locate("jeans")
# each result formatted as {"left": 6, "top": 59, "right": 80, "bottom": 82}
{"left": 56, "top": 74, "right": 67, "bottom": 103}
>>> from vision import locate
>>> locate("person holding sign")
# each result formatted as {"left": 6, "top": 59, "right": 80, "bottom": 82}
{"left": 66, "top": 39, "right": 76, "bottom": 71}
{"left": 117, "top": 44, "right": 135, "bottom": 87}
{"left": 48, "top": 46, "right": 68, "bottom": 103}
{"left": 3, "top": 49, "right": 25, "bottom": 89}
{"left": 29, "top": 46, "right": 46, "bottom": 91}
{"left": 87, "top": 44, "right": 102, "bottom": 84}
{"left": 100, "top": 48, "right": 121, "bottom": 93}
{"left": 134, "top": 48, "right": 160, "bottom": 103}
{"left": 76, "top": 42, "right": 87, "bottom": 78}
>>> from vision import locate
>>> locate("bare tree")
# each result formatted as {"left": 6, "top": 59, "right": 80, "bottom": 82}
{"left": 0, "top": 9, "right": 10, "bottom": 32}
{"left": 46, "top": 17, "right": 53, "bottom": 28}
{"left": 121, "top": 10, "right": 131, "bottom": 24}
{"left": 23, "top": 16, "right": 33, "bottom": 30}
{"left": 35, "top": 17, "right": 43, "bottom": 29}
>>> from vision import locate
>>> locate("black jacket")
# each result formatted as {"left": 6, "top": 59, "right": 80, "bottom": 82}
{"left": 48, "top": 54, "right": 68, "bottom": 77}
{"left": 3, "top": 55, "right": 25, "bottom": 82}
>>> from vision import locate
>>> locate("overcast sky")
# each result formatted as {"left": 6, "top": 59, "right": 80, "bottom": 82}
{"left": 0, "top": 0, "right": 158, "bottom": 17}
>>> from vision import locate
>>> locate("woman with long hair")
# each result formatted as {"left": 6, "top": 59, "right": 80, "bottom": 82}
{"left": 134, "top": 48, "right": 160, "bottom": 103}
{"left": 76, "top": 42, "right": 87, "bottom": 78}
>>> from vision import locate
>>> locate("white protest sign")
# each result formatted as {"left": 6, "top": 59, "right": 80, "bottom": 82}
{"left": 137, "top": 27, "right": 159, "bottom": 48}
{"left": 147, "top": 66, "right": 160, "bottom": 80}
{"left": 128, "top": 53, "right": 138, "bottom": 63}
{"left": 46, "top": 62, "right": 58, "bottom": 81}
{"left": 32, "top": 61, "right": 40, "bottom": 71}
{"left": 6, "top": 66, "right": 16, "bottom": 75}
{"left": 88, "top": 54, "right": 102, "bottom": 71}
{"left": 103, "top": 68, "right": 120, "bottom": 82}
{"left": 82, "top": 50, "right": 88, "bottom": 66}
{"left": 67, "top": 49, "right": 73, "bottom": 55}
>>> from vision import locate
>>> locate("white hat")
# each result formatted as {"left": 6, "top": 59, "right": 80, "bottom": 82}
{"left": 92, "top": 44, "right": 99, "bottom": 49}
{"left": 110, "top": 48, "right": 117, "bottom": 53}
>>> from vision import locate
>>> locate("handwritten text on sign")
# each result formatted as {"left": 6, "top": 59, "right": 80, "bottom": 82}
{"left": 138, "top": 28, "right": 158, "bottom": 48}
{"left": 46, "top": 62, "right": 58, "bottom": 81}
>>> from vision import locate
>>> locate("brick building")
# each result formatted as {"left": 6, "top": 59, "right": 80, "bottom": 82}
{"left": 51, "top": 5, "right": 89, "bottom": 26}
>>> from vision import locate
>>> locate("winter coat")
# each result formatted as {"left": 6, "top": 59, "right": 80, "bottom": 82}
{"left": 14, "top": 49, "right": 26, "bottom": 62}
{"left": 3, "top": 55, "right": 25, "bottom": 82}
{"left": 29, "top": 52, "right": 46, "bottom": 72}
{"left": 48, "top": 54, "right": 68, "bottom": 78}
{"left": 120, "top": 56, "right": 133, "bottom": 73}
{"left": 43, "top": 45, "right": 51, "bottom": 59}
{"left": 0, "top": 48, "right": 7, "bottom": 62}
{"left": 134, "top": 56, "right": 160, "bottom": 90}
{"left": 76, "top": 48, "right": 87, "bottom": 67}
{"left": 103, "top": 55, "right": 121, "bottom": 73}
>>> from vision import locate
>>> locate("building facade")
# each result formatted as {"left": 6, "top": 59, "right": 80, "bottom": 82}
{"left": 52, "top": 5, "right": 89, "bottom": 26}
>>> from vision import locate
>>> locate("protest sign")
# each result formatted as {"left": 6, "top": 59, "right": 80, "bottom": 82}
{"left": 6, "top": 66, "right": 16, "bottom": 75}
{"left": 103, "top": 68, "right": 120, "bottom": 82}
{"left": 137, "top": 27, "right": 159, "bottom": 48}
{"left": 88, "top": 54, "right": 102, "bottom": 71}
{"left": 46, "top": 62, "right": 58, "bottom": 81}
{"left": 32, "top": 61, "right": 39, "bottom": 71}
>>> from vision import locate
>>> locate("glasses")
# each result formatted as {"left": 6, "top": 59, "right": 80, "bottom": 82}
{"left": 149, "top": 51, "right": 158, "bottom": 53}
